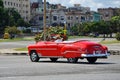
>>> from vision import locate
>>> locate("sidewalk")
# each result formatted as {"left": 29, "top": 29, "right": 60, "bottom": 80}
{"left": 0, "top": 49, "right": 28, "bottom": 56}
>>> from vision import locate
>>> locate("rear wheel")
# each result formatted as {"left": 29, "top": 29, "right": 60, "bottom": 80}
{"left": 50, "top": 58, "right": 58, "bottom": 62}
{"left": 87, "top": 57, "right": 97, "bottom": 64}
{"left": 30, "top": 51, "right": 39, "bottom": 62}
{"left": 67, "top": 58, "right": 78, "bottom": 63}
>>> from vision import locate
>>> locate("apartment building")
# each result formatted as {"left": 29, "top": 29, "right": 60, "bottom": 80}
{"left": 68, "top": 4, "right": 90, "bottom": 13}
{"left": 98, "top": 8, "right": 120, "bottom": 21}
{"left": 3, "top": 0, "right": 31, "bottom": 22}
{"left": 30, "top": 1, "right": 102, "bottom": 33}
{"left": 66, "top": 11, "right": 85, "bottom": 27}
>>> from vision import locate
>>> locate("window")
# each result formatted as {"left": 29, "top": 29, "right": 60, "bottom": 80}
{"left": 26, "top": 17, "right": 28, "bottom": 20}
{"left": 81, "top": 16, "right": 85, "bottom": 22}
{"left": 46, "top": 16, "right": 49, "bottom": 19}
{"left": 61, "top": 16, "right": 64, "bottom": 20}
{"left": 4, "top": 1, "right": 6, "bottom": 5}
{"left": 76, "top": 16, "right": 79, "bottom": 20}
{"left": 26, "top": 5, "right": 28, "bottom": 8}
{"left": 16, "top": 4, "right": 18, "bottom": 7}
{"left": 39, "top": 17, "right": 43, "bottom": 20}
{"left": 14, "top": 3, "right": 15, "bottom": 6}
{"left": 68, "top": 16, "right": 70, "bottom": 20}
{"left": 26, "top": 11, "right": 28, "bottom": 13}
{"left": 53, "top": 16, "right": 57, "bottom": 21}
{"left": 11, "top": 2, "right": 12, "bottom": 6}
{"left": 71, "top": 16, "right": 73, "bottom": 20}
{"left": 68, "top": 23, "right": 70, "bottom": 27}
{"left": 8, "top": 2, "right": 10, "bottom": 5}
{"left": 105, "top": 12, "right": 109, "bottom": 17}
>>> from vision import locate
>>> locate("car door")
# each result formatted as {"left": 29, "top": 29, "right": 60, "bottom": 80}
{"left": 42, "top": 42, "right": 59, "bottom": 57}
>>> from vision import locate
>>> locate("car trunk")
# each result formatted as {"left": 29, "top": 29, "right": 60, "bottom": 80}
{"left": 86, "top": 44, "right": 105, "bottom": 54}
{"left": 75, "top": 41, "right": 106, "bottom": 54}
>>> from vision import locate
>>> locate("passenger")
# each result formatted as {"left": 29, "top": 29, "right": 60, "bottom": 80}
{"left": 54, "top": 35, "right": 63, "bottom": 43}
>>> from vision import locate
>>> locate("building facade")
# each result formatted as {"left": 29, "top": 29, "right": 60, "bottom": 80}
{"left": 3, "top": 0, "right": 31, "bottom": 22}
{"left": 30, "top": 2, "right": 102, "bottom": 33}
{"left": 98, "top": 8, "right": 120, "bottom": 21}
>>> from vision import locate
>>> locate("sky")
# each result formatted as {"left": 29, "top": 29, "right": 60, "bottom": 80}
{"left": 31, "top": 0, "right": 120, "bottom": 11}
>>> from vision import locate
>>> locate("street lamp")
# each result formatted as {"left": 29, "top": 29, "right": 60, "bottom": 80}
{"left": 43, "top": 0, "right": 46, "bottom": 41}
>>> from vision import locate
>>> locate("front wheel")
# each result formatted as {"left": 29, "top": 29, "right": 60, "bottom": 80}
{"left": 87, "top": 57, "right": 97, "bottom": 64}
{"left": 67, "top": 58, "right": 78, "bottom": 63}
{"left": 30, "top": 51, "right": 39, "bottom": 62}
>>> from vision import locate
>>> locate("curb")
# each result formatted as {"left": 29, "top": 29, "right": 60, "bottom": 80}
{"left": 0, "top": 52, "right": 28, "bottom": 56}
{"left": 0, "top": 50, "right": 28, "bottom": 56}
{"left": 0, "top": 50, "right": 120, "bottom": 56}
{"left": 0, "top": 53, "right": 28, "bottom": 56}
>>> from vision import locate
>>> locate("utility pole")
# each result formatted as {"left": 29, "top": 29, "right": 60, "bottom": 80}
{"left": 43, "top": 0, "right": 46, "bottom": 41}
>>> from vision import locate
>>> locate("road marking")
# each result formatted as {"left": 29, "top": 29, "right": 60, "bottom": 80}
{"left": 0, "top": 67, "right": 10, "bottom": 69}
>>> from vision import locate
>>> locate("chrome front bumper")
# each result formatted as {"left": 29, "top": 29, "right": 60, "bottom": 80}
{"left": 81, "top": 53, "right": 110, "bottom": 58}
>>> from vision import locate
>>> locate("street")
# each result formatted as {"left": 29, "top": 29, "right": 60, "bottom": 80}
{"left": 0, "top": 41, "right": 34, "bottom": 49}
{"left": 0, "top": 55, "right": 120, "bottom": 80}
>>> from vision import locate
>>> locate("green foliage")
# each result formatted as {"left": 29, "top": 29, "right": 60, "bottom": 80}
{"left": 34, "top": 33, "right": 42, "bottom": 42}
{"left": 115, "top": 32, "right": 120, "bottom": 41}
{"left": 0, "top": 0, "right": 4, "bottom": 8}
{"left": 23, "top": 29, "right": 31, "bottom": 33}
{"left": 111, "top": 16, "right": 120, "bottom": 32}
{"left": 3, "top": 33, "right": 10, "bottom": 39}
{"left": 17, "top": 18, "right": 30, "bottom": 27}
{"left": 5, "top": 26, "right": 21, "bottom": 34}
{"left": 34, "top": 26, "right": 68, "bottom": 42}
{"left": 49, "top": 27, "right": 64, "bottom": 34}
{"left": 71, "top": 18, "right": 120, "bottom": 37}
{"left": 0, "top": 6, "right": 30, "bottom": 34}
{"left": 0, "top": 0, "right": 5, "bottom": 33}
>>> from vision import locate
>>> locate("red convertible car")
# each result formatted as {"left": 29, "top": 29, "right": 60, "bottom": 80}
{"left": 28, "top": 40, "right": 110, "bottom": 63}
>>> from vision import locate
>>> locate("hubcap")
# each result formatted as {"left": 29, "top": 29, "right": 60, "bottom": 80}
{"left": 31, "top": 53, "right": 37, "bottom": 61}
{"left": 69, "top": 58, "right": 74, "bottom": 62}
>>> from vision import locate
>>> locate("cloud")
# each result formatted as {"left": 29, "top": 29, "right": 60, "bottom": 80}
{"left": 32, "top": 0, "right": 120, "bottom": 11}
{"left": 47, "top": 0, "right": 105, "bottom": 11}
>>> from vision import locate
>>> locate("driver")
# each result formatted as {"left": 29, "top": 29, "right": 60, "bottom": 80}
{"left": 54, "top": 35, "right": 63, "bottom": 42}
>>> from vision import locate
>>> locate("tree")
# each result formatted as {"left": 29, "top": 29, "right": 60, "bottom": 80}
{"left": 5, "top": 26, "right": 21, "bottom": 35}
{"left": 34, "top": 26, "right": 68, "bottom": 42}
{"left": 17, "top": 18, "right": 30, "bottom": 27}
{"left": 0, "top": 6, "right": 30, "bottom": 34}
{"left": 71, "top": 24, "right": 79, "bottom": 35}
{"left": 111, "top": 16, "right": 120, "bottom": 33}
{"left": 0, "top": 0, "right": 4, "bottom": 8}
{"left": 4, "top": 26, "right": 21, "bottom": 39}
{"left": 0, "top": 0, "right": 5, "bottom": 34}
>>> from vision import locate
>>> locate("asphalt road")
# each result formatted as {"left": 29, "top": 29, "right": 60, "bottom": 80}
{"left": 0, "top": 41, "right": 34, "bottom": 49}
{"left": 0, "top": 55, "right": 120, "bottom": 80}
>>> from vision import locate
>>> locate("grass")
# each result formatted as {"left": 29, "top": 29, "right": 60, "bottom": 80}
{"left": 68, "top": 36, "right": 91, "bottom": 39}
{"left": 0, "top": 37, "right": 34, "bottom": 42}
{"left": 100, "top": 40, "right": 120, "bottom": 44}
{"left": 14, "top": 47, "right": 28, "bottom": 51}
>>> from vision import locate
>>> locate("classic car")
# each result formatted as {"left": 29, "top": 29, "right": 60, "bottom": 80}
{"left": 28, "top": 40, "right": 110, "bottom": 63}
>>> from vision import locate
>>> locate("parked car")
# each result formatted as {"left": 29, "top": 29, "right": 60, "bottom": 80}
{"left": 28, "top": 40, "right": 110, "bottom": 63}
